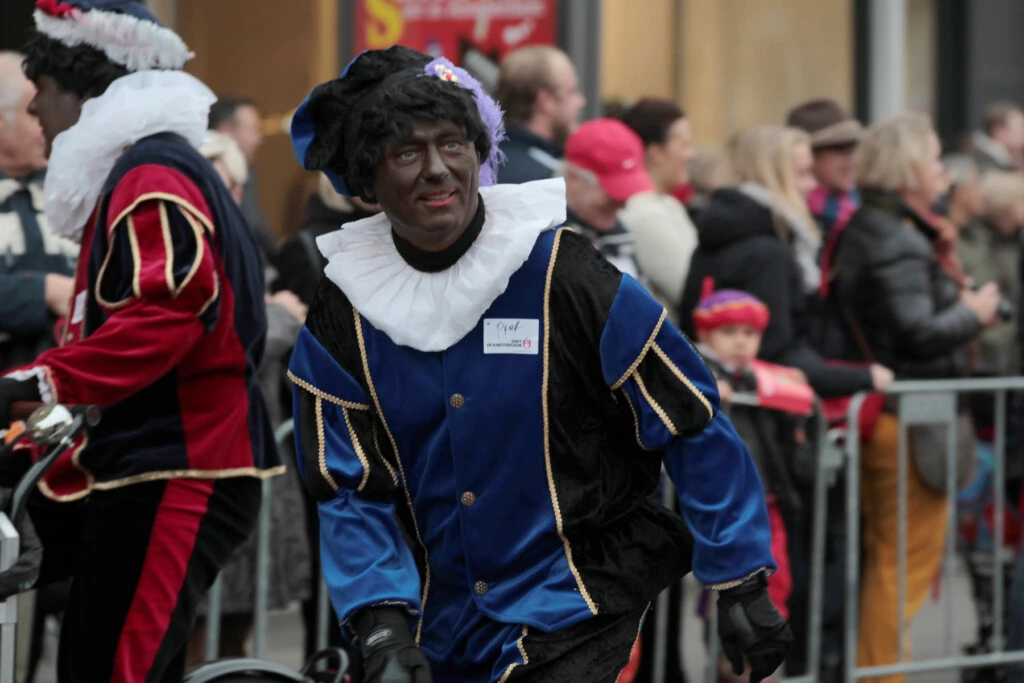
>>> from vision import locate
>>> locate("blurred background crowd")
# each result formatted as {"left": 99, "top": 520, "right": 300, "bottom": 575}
{"left": 6, "top": 1, "right": 1024, "bottom": 682}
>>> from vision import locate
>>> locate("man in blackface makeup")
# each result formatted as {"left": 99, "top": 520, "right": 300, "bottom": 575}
{"left": 288, "top": 45, "right": 791, "bottom": 683}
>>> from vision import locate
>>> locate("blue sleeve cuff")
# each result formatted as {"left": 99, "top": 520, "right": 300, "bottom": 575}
{"left": 318, "top": 492, "right": 422, "bottom": 643}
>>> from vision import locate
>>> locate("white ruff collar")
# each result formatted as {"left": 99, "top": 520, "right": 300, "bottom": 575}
{"left": 317, "top": 178, "right": 566, "bottom": 352}
{"left": 44, "top": 70, "right": 215, "bottom": 243}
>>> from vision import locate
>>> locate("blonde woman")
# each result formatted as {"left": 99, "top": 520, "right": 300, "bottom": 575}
{"left": 959, "top": 170, "right": 1024, "bottom": 375}
{"left": 681, "top": 125, "right": 890, "bottom": 399}
{"left": 833, "top": 113, "right": 1000, "bottom": 682}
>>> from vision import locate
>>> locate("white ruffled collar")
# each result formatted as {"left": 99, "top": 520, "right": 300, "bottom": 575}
{"left": 317, "top": 178, "right": 566, "bottom": 352}
{"left": 44, "top": 70, "right": 215, "bottom": 243}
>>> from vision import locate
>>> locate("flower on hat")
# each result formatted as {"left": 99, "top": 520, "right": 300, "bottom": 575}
{"left": 434, "top": 64, "right": 459, "bottom": 83}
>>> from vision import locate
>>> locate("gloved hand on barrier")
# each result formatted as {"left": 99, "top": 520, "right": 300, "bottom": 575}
{"left": 717, "top": 572, "right": 792, "bottom": 683}
{"left": 355, "top": 607, "right": 432, "bottom": 683}
{"left": 0, "top": 487, "right": 42, "bottom": 600}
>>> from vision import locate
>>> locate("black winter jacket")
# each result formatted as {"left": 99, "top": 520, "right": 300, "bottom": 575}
{"left": 832, "top": 191, "right": 980, "bottom": 379}
{"left": 273, "top": 193, "right": 376, "bottom": 306}
{"left": 680, "top": 188, "right": 872, "bottom": 398}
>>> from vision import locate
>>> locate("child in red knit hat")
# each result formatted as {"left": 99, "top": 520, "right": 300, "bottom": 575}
{"left": 695, "top": 284, "right": 803, "bottom": 683}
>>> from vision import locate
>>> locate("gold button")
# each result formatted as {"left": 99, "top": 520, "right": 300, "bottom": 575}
{"left": 449, "top": 393, "right": 465, "bottom": 409}
{"left": 474, "top": 580, "right": 488, "bottom": 596}
{"left": 461, "top": 491, "right": 476, "bottom": 506}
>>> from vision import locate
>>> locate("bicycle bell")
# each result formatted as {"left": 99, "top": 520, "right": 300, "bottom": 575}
{"left": 26, "top": 404, "right": 76, "bottom": 446}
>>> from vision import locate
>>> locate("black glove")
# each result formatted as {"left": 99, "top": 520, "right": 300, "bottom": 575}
{"left": 0, "top": 488, "right": 42, "bottom": 600}
{"left": 355, "top": 607, "right": 432, "bottom": 683}
{"left": 0, "top": 377, "right": 41, "bottom": 426}
{"left": 717, "top": 573, "right": 793, "bottom": 683}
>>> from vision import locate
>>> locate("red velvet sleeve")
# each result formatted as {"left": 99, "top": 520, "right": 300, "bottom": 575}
{"left": 27, "top": 165, "right": 221, "bottom": 407}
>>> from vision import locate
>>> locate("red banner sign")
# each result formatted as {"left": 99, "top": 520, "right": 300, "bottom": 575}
{"left": 354, "top": 0, "right": 559, "bottom": 66}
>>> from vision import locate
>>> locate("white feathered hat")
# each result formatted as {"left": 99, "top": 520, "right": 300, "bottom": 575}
{"left": 33, "top": 0, "right": 193, "bottom": 72}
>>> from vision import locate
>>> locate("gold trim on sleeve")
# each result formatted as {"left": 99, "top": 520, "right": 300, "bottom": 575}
{"left": 108, "top": 192, "right": 216, "bottom": 238}
{"left": 497, "top": 625, "right": 530, "bottom": 683}
{"left": 315, "top": 397, "right": 341, "bottom": 493}
{"left": 704, "top": 567, "right": 773, "bottom": 591}
{"left": 158, "top": 202, "right": 176, "bottom": 295}
{"left": 609, "top": 309, "right": 667, "bottom": 391}
{"left": 287, "top": 370, "right": 371, "bottom": 410}
{"left": 341, "top": 405, "right": 371, "bottom": 492}
{"left": 126, "top": 216, "right": 143, "bottom": 299}
{"left": 175, "top": 209, "right": 209, "bottom": 298}
{"left": 353, "top": 308, "right": 429, "bottom": 642}
{"left": 94, "top": 214, "right": 144, "bottom": 311}
{"left": 542, "top": 230, "right": 599, "bottom": 615}
{"left": 651, "top": 341, "right": 714, "bottom": 423}
{"left": 633, "top": 371, "right": 679, "bottom": 436}
{"left": 618, "top": 388, "right": 653, "bottom": 451}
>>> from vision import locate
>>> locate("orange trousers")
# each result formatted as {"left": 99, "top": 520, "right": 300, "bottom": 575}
{"left": 857, "top": 413, "right": 949, "bottom": 683}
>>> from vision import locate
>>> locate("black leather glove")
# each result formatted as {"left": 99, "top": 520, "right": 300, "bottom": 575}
{"left": 0, "top": 377, "right": 41, "bottom": 426}
{"left": 355, "top": 607, "right": 432, "bottom": 683}
{"left": 717, "top": 572, "right": 792, "bottom": 683}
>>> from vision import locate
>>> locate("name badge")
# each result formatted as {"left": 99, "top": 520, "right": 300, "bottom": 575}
{"left": 483, "top": 319, "right": 539, "bottom": 355}
{"left": 70, "top": 290, "right": 87, "bottom": 325}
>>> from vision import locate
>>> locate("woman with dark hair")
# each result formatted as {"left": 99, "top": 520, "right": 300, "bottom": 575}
{"left": 288, "top": 46, "right": 790, "bottom": 683}
{"left": 619, "top": 98, "right": 698, "bottom": 322}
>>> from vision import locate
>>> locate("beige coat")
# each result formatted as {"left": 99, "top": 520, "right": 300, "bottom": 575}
{"left": 618, "top": 191, "right": 698, "bottom": 324}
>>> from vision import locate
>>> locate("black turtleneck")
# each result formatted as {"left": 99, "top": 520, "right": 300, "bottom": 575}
{"left": 392, "top": 196, "right": 485, "bottom": 272}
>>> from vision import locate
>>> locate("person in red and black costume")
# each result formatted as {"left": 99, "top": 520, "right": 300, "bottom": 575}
{"left": 0, "top": 2, "right": 281, "bottom": 681}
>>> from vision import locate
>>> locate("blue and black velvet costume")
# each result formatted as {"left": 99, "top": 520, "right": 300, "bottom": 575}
{"left": 289, "top": 199, "right": 775, "bottom": 681}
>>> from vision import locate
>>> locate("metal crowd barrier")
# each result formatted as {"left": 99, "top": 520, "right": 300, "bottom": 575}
{"left": 843, "top": 377, "right": 1024, "bottom": 681}
{"left": 709, "top": 393, "right": 839, "bottom": 683}
{"left": 0, "top": 514, "right": 17, "bottom": 683}
{"left": 649, "top": 392, "right": 842, "bottom": 683}
{"left": 204, "top": 419, "right": 299, "bottom": 662}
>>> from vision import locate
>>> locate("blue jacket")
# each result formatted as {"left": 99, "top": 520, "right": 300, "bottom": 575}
{"left": 290, "top": 227, "right": 773, "bottom": 659}
{"left": 496, "top": 124, "right": 563, "bottom": 184}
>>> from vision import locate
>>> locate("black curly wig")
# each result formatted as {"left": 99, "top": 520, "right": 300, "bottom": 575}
{"left": 22, "top": 32, "right": 129, "bottom": 100}
{"left": 300, "top": 46, "right": 492, "bottom": 203}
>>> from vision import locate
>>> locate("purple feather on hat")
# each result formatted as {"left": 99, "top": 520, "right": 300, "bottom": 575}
{"left": 423, "top": 57, "right": 506, "bottom": 187}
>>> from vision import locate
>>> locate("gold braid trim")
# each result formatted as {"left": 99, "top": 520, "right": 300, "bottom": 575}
{"left": 36, "top": 465, "right": 287, "bottom": 501}
{"left": 354, "top": 308, "right": 430, "bottom": 642}
{"left": 633, "top": 371, "right": 679, "bottom": 436}
{"left": 704, "top": 567, "right": 774, "bottom": 591}
{"left": 340, "top": 405, "right": 371, "bottom": 492}
{"left": 314, "top": 398, "right": 341, "bottom": 493}
{"left": 618, "top": 388, "right": 653, "bottom": 451}
{"left": 288, "top": 370, "right": 371, "bottom": 410}
{"left": 543, "top": 230, "right": 599, "bottom": 615}
{"left": 610, "top": 309, "right": 666, "bottom": 391}
{"left": 651, "top": 342, "right": 714, "bottom": 423}
{"left": 497, "top": 625, "right": 530, "bottom": 683}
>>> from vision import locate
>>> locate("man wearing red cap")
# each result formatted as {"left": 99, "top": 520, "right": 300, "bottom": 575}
{"left": 562, "top": 118, "right": 654, "bottom": 279}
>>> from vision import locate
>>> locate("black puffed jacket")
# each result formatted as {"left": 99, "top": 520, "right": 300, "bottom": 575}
{"left": 832, "top": 191, "right": 980, "bottom": 379}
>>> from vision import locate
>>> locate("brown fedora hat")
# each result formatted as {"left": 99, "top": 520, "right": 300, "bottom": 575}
{"left": 786, "top": 98, "right": 864, "bottom": 149}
